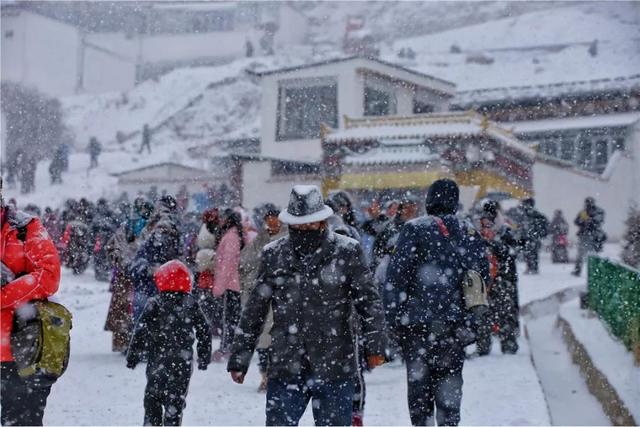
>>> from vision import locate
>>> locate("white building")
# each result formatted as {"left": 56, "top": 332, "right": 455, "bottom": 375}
{"left": 249, "top": 56, "right": 457, "bottom": 163}
{"left": 110, "top": 162, "right": 217, "bottom": 202}
{"left": 1, "top": 2, "right": 308, "bottom": 97}
{"left": 528, "top": 114, "right": 640, "bottom": 241}
{"left": 238, "top": 56, "right": 457, "bottom": 208}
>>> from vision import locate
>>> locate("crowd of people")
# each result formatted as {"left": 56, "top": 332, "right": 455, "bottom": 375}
{"left": 1, "top": 176, "right": 609, "bottom": 426}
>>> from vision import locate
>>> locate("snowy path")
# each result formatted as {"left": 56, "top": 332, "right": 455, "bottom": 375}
{"left": 527, "top": 315, "right": 609, "bottom": 425}
{"left": 44, "top": 264, "right": 561, "bottom": 426}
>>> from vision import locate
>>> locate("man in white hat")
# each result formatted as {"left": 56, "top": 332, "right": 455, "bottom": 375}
{"left": 228, "top": 185, "right": 386, "bottom": 426}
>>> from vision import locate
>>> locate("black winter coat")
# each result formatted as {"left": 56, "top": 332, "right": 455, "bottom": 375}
{"left": 385, "top": 215, "right": 489, "bottom": 330}
{"left": 575, "top": 206, "right": 605, "bottom": 239}
{"left": 127, "top": 292, "right": 212, "bottom": 369}
{"left": 486, "top": 226, "right": 519, "bottom": 285}
{"left": 227, "top": 232, "right": 386, "bottom": 382}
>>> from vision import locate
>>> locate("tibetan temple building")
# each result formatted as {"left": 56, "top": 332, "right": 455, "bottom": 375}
{"left": 321, "top": 111, "right": 535, "bottom": 206}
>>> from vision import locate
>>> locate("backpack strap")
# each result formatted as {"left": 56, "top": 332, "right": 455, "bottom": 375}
{"left": 433, "top": 216, "right": 450, "bottom": 238}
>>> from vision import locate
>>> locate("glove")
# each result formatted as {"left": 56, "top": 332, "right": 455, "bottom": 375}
{"left": 367, "top": 355, "right": 386, "bottom": 370}
{"left": 198, "top": 361, "right": 208, "bottom": 371}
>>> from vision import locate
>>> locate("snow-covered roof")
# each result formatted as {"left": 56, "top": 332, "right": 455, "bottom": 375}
{"left": 455, "top": 74, "right": 640, "bottom": 106}
{"left": 247, "top": 55, "right": 456, "bottom": 95}
{"left": 506, "top": 112, "right": 640, "bottom": 134}
{"left": 325, "top": 111, "right": 536, "bottom": 158}
{"left": 389, "top": 3, "right": 640, "bottom": 92}
{"left": 152, "top": 2, "right": 236, "bottom": 12}
{"left": 110, "top": 162, "right": 209, "bottom": 178}
{"left": 344, "top": 144, "right": 440, "bottom": 166}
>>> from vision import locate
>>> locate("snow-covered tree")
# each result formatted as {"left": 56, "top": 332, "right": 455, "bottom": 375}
{"left": 621, "top": 205, "right": 640, "bottom": 268}
{"left": 1, "top": 82, "right": 66, "bottom": 193}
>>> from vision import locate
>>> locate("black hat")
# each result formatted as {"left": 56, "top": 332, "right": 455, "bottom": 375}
{"left": 482, "top": 200, "right": 500, "bottom": 221}
{"left": 279, "top": 185, "right": 333, "bottom": 225}
{"left": 158, "top": 195, "right": 177, "bottom": 211}
{"left": 260, "top": 203, "right": 280, "bottom": 218}
{"left": 522, "top": 198, "right": 535, "bottom": 208}
{"left": 327, "top": 190, "right": 353, "bottom": 210}
{"left": 425, "top": 179, "right": 459, "bottom": 216}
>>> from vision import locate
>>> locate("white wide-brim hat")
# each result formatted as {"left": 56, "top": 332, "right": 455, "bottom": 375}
{"left": 278, "top": 185, "right": 334, "bottom": 225}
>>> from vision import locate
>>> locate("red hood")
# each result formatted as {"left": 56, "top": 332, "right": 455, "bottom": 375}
{"left": 154, "top": 260, "right": 192, "bottom": 293}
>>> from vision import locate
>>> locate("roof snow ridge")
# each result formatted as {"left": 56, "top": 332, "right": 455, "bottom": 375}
{"left": 341, "top": 110, "right": 478, "bottom": 130}
{"left": 458, "top": 74, "right": 640, "bottom": 95}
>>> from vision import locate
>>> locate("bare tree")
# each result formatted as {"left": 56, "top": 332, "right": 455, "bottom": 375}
{"left": 1, "top": 82, "right": 66, "bottom": 193}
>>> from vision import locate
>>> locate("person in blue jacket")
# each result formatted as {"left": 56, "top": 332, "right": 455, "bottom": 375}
{"left": 129, "top": 196, "right": 182, "bottom": 322}
{"left": 384, "top": 179, "right": 489, "bottom": 426}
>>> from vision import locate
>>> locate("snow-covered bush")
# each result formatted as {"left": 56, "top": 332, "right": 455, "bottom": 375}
{"left": 621, "top": 205, "right": 640, "bottom": 268}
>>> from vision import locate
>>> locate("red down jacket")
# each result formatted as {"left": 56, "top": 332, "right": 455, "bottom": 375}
{"left": 1, "top": 207, "right": 61, "bottom": 362}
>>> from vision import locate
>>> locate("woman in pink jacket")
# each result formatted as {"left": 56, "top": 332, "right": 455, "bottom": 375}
{"left": 212, "top": 209, "right": 245, "bottom": 361}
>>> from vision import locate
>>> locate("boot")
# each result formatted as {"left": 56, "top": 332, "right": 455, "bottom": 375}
{"left": 257, "top": 374, "right": 268, "bottom": 393}
{"left": 501, "top": 339, "right": 518, "bottom": 355}
{"left": 352, "top": 412, "right": 363, "bottom": 427}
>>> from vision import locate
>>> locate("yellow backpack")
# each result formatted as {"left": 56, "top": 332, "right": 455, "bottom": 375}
{"left": 11, "top": 300, "right": 73, "bottom": 379}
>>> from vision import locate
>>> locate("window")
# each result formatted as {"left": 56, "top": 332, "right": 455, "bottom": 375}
{"left": 576, "top": 137, "right": 592, "bottom": 169}
{"left": 594, "top": 140, "right": 609, "bottom": 168}
{"left": 364, "top": 86, "right": 396, "bottom": 116}
{"left": 277, "top": 79, "right": 338, "bottom": 140}
{"left": 539, "top": 138, "right": 557, "bottom": 157}
{"left": 413, "top": 99, "right": 435, "bottom": 114}
{"left": 560, "top": 136, "right": 574, "bottom": 161}
{"left": 613, "top": 137, "right": 625, "bottom": 152}
{"left": 272, "top": 160, "right": 320, "bottom": 176}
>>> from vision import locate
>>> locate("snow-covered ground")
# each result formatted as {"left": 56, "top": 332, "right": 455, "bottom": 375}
{"left": 527, "top": 314, "right": 610, "bottom": 426}
{"left": 559, "top": 299, "right": 640, "bottom": 422}
{"left": 42, "top": 254, "right": 592, "bottom": 426}
{"left": 390, "top": 2, "right": 640, "bottom": 92}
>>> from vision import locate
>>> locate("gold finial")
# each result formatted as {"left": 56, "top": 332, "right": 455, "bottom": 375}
{"left": 480, "top": 114, "right": 489, "bottom": 131}
{"left": 320, "top": 123, "right": 331, "bottom": 140}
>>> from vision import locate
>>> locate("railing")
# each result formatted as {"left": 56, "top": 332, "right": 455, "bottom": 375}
{"left": 587, "top": 256, "right": 640, "bottom": 363}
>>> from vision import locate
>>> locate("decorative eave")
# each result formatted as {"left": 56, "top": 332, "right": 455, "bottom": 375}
{"left": 324, "top": 111, "right": 536, "bottom": 159}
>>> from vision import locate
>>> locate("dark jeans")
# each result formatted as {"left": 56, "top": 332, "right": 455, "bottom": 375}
{"left": 143, "top": 359, "right": 192, "bottom": 426}
{"left": 195, "top": 287, "right": 222, "bottom": 336}
{"left": 400, "top": 328, "right": 464, "bottom": 426}
{"left": 220, "top": 290, "right": 241, "bottom": 352}
{"left": 352, "top": 336, "right": 367, "bottom": 417}
{"left": 257, "top": 348, "right": 269, "bottom": 374}
{"left": 476, "top": 280, "right": 520, "bottom": 355}
{"left": 1, "top": 362, "right": 54, "bottom": 426}
{"left": 574, "top": 237, "right": 597, "bottom": 274}
{"left": 523, "top": 241, "right": 540, "bottom": 273}
{"left": 266, "top": 374, "right": 355, "bottom": 426}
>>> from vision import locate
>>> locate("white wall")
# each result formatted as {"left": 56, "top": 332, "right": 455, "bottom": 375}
{"left": 82, "top": 45, "right": 137, "bottom": 94}
{"left": 260, "top": 59, "right": 455, "bottom": 163}
{"left": 1, "top": 11, "right": 80, "bottom": 97}
{"left": 140, "top": 31, "right": 246, "bottom": 64}
{"left": 241, "top": 160, "right": 320, "bottom": 209}
{"left": 274, "top": 4, "right": 309, "bottom": 50}
{"left": 260, "top": 61, "right": 360, "bottom": 162}
{"left": 533, "top": 122, "right": 640, "bottom": 241}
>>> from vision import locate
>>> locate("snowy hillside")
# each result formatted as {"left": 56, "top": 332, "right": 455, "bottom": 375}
{"left": 297, "top": 1, "right": 564, "bottom": 47}
{"left": 6, "top": 2, "right": 639, "bottom": 209}
{"left": 389, "top": 2, "right": 640, "bottom": 91}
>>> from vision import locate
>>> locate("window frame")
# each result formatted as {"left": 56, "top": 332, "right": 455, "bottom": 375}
{"left": 276, "top": 76, "right": 338, "bottom": 141}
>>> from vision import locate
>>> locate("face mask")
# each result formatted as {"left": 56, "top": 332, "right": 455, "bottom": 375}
{"left": 288, "top": 227, "right": 326, "bottom": 255}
